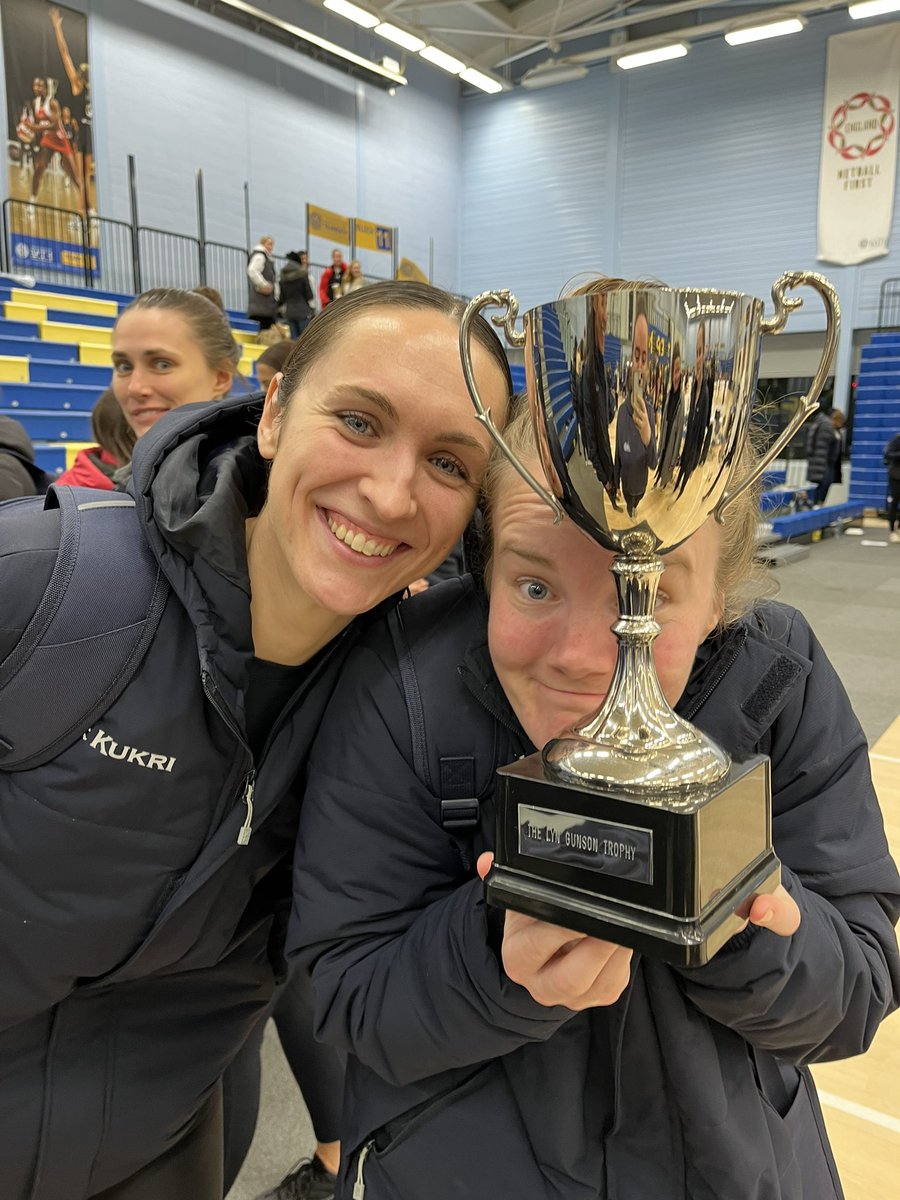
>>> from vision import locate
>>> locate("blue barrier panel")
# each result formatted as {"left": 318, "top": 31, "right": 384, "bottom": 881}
{"left": 0, "top": 381, "right": 104, "bottom": 410}
{"left": 46, "top": 308, "right": 116, "bottom": 329}
{"left": 0, "top": 336, "right": 77, "bottom": 361}
{"left": 0, "top": 408, "right": 92, "bottom": 440}
{"left": 33, "top": 444, "right": 69, "bottom": 475}
{"left": 29, "top": 360, "right": 112, "bottom": 387}
{"left": 0, "top": 319, "right": 41, "bottom": 339}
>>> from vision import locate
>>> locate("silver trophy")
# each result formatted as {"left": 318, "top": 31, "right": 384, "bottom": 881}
{"left": 460, "top": 273, "right": 839, "bottom": 965}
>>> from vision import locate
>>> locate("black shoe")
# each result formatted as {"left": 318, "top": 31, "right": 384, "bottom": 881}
{"left": 254, "top": 1155, "right": 337, "bottom": 1200}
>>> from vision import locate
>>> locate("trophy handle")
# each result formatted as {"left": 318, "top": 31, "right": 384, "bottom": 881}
{"left": 714, "top": 270, "right": 840, "bottom": 521}
{"left": 459, "top": 291, "right": 565, "bottom": 522}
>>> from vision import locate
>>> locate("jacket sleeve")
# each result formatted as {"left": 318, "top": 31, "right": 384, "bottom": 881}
{"left": 677, "top": 612, "right": 900, "bottom": 1065}
{"left": 318, "top": 269, "right": 332, "bottom": 308}
{"left": 246, "top": 250, "right": 267, "bottom": 291}
{"left": 288, "top": 641, "right": 571, "bottom": 1087}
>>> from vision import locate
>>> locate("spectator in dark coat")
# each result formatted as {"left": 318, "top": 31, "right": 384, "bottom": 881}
{"left": 290, "top": 402, "right": 900, "bottom": 1200}
{"left": 885, "top": 430, "right": 900, "bottom": 543}
{"left": 279, "top": 251, "right": 316, "bottom": 339}
{"left": 0, "top": 414, "right": 48, "bottom": 499}
{"left": 806, "top": 408, "right": 844, "bottom": 506}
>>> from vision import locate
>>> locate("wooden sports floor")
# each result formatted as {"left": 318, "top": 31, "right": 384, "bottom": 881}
{"left": 810, "top": 713, "right": 900, "bottom": 1200}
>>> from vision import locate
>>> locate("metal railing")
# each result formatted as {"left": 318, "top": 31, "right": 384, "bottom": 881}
{"left": 1, "top": 199, "right": 400, "bottom": 314}
{"left": 137, "top": 226, "right": 203, "bottom": 292}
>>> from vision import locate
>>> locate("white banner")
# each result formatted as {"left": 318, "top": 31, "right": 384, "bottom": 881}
{"left": 817, "top": 23, "right": 900, "bottom": 265}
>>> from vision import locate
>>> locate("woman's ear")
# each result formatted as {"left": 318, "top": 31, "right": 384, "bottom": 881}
{"left": 257, "top": 373, "right": 285, "bottom": 462}
{"left": 212, "top": 366, "right": 234, "bottom": 399}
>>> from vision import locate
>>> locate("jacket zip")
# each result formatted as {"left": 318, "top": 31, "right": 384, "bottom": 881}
{"left": 352, "top": 1138, "right": 374, "bottom": 1199}
{"left": 681, "top": 626, "right": 747, "bottom": 722}
{"left": 201, "top": 669, "right": 255, "bottom": 845}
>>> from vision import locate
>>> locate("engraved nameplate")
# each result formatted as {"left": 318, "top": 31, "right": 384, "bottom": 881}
{"left": 517, "top": 804, "right": 653, "bottom": 884}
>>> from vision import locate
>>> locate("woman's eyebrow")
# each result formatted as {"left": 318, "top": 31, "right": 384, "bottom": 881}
{"left": 499, "top": 542, "right": 555, "bottom": 569}
{"left": 331, "top": 385, "right": 398, "bottom": 420}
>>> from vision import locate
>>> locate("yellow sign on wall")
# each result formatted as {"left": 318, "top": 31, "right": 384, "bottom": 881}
{"left": 355, "top": 219, "right": 393, "bottom": 253}
{"left": 396, "top": 257, "right": 429, "bottom": 284}
{"left": 307, "top": 204, "right": 350, "bottom": 245}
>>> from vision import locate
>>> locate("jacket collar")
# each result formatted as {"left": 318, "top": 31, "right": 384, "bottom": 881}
{"left": 127, "top": 393, "right": 268, "bottom": 703}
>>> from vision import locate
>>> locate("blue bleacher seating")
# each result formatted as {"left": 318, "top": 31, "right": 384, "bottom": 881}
{"left": 766, "top": 501, "right": 864, "bottom": 541}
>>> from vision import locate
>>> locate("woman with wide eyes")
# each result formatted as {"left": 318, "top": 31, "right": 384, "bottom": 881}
{"left": 291, "top": 381, "right": 900, "bottom": 1199}
{"left": 0, "top": 282, "right": 512, "bottom": 1199}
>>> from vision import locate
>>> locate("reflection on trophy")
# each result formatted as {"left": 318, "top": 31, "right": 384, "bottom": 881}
{"left": 460, "top": 273, "right": 840, "bottom": 966}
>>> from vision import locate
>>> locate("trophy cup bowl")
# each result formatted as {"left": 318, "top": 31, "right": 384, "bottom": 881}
{"left": 460, "top": 272, "right": 840, "bottom": 966}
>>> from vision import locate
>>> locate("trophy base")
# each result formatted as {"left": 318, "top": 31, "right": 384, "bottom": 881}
{"left": 486, "top": 856, "right": 780, "bottom": 968}
{"left": 486, "top": 751, "right": 780, "bottom": 967}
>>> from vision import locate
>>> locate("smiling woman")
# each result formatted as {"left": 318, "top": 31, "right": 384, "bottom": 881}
{"left": 0, "top": 281, "right": 512, "bottom": 1198}
{"left": 111, "top": 288, "right": 241, "bottom": 437}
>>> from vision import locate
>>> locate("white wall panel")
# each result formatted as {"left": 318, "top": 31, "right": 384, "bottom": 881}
{"left": 16, "top": 0, "right": 463, "bottom": 278}
{"left": 461, "top": 70, "right": 611, "bottom": 312}
{"left": 461, "top": 11, "right": 900, "bottom": 338}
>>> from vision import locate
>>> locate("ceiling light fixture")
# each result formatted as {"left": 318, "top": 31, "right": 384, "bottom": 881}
{"left": 199, "top": 0, "right": 405, "bottom": 88}
{"left": 615, "top": 42, "right": 689, "bottom": 70}
{"left": 374, "top": 23, "right": 426, "bottom": 53}
{"left": 419, "top": 45, "right": 466, "bottom": 74}
{"left": 725, "top": 16, "right": 806, "bottom": 45}
{"left": 520, "top": 60, "right": 589, "bottom": 89}
{"left": 849, "top": 0, "right": 900, "bottom": 16}
{"left": 460, "top": 67, "right": 504, "bottom": 94}
{"left": 323, "top": 0, "right": 378, "bottom": 29}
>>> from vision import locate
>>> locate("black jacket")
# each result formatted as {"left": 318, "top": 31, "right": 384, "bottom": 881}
{"left": 291, "top": 577, "right": 900, "bottom": 1200}
{"left": 0, "top": 415, "right": 43, "bottom": 500}
{"left": 805, "top": 411, "right": 838, "bottom": 483}
{"left": 0, "top": 394, "right": 384, "bottom": 1199}
{"left": 884, "top": 433, "right": 900, "bottom": 481}
{"left": 279, "top": 262, "right": 315, "bottom": 323}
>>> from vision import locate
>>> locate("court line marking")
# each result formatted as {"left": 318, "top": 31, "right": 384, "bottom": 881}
{"left": 870, "top": 753, "right": 900, "bottom": 765}
{"left": 817, "top": 1090, "right": 900, "bottom": 1134}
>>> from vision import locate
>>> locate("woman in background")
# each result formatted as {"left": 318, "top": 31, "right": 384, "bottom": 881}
{"left": 55, "top": 388, "right": 136, "bottom": 490}
{"left": 110, "top": 288, "right": 239, "bottom": 439}
{"left": 341, "top": 261, "right": 369, "bottom": 296}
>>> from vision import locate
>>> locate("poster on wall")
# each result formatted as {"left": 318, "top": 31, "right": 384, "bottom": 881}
{"left": 2, "top": 1, "right": 98, "bottom": 277}
{"left": 817, "top": 22, "right": 900, "bottom": 265}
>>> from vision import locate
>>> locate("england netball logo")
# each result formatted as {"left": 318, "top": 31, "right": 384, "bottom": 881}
{"left": 829, "top": 92, "right": 895, "bottom": 160}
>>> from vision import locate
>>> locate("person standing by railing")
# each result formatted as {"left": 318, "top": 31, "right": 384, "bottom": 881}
{"left": 248, "top": 235, "right": 279, "bottom": 331}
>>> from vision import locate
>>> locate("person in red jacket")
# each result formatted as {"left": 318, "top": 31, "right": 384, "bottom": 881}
{"left": 318, "top": 248, "right": 348, "bottom": 309}
{"left": 56, "top": 388, "right": 135, "bottom": 490}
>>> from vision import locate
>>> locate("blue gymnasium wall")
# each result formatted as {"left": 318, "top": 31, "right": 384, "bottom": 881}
{"left": 0, "top": 0, "right": 462, "bottom": 286}
{"left": 460, "top": 10, "right": 900, "bottom": 338}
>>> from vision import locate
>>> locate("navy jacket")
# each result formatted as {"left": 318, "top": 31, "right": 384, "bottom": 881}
{"left": 291, "top": 577, "right": 900, "bottom": 1200}
{"left": 0, "top": 395, "right": 381, "bottom": 1199}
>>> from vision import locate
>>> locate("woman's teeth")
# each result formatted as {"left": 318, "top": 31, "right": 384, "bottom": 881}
{"left": 327, "top": 516, "right": 397, "bottom": 558}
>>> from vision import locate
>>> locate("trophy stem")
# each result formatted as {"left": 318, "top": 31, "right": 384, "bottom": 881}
{"left": 542, "top": 539, "right": 730, "bottom": 795}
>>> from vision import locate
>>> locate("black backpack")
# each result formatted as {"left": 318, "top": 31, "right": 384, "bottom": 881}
{"left": 0, "top": 485, "right": 168, "bottom": 771}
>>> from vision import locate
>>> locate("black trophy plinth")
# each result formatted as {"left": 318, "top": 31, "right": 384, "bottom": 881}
{"left": 485, "top": 751, "right": 779, "bottom": 967}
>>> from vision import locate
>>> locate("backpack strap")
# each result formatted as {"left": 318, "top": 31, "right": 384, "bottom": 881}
{"left": 387, "top": 602, "right": 482, "bottom": 865}
{"left": 0, "top": 485, "right": 169, "bottom": 770}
